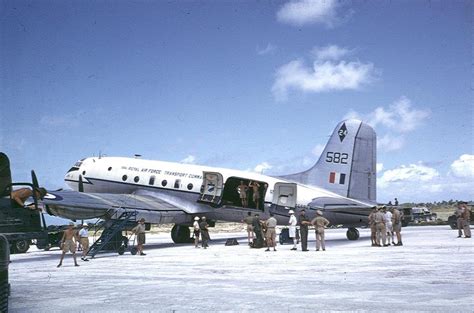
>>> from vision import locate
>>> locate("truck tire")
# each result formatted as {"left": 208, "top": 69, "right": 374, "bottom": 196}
{"left": 13, "top": 240, "right": 30, "bottom": 254}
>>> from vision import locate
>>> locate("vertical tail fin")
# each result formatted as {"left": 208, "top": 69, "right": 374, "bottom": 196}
{"left": 281, "top": 119, "right": 376, "bottom": 202}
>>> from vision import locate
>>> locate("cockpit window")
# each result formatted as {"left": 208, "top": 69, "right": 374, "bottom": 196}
{"left": 74, "top": 161, "right": 83, "bottom": 167}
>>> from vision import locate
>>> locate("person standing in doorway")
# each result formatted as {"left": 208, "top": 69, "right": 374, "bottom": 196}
{"left": 237, "top": 181, "right": 248, "bottom": 208}
{"left": 249, "top": 181, "right": 261, "bottom": 210}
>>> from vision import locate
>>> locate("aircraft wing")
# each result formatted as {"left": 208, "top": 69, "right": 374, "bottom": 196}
{"left": 308, "top": 196, "right": 374, "bottom": 226}
{"left": 42, "top": 189, "right": 212, "bottom": 220}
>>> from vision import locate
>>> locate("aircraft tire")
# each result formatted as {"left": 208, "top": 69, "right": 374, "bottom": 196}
{"left": 117, "top": 246, "right": 125, "bottom": 255}
{"left": 346, "top": 228, "right": 359, "bottom": 240}
{"left": 171, "top": 225, "right": 191, "bottom": 244}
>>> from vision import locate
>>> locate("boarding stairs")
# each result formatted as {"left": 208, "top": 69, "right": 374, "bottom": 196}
{"left": 86, "top": 211, "right": 138, "bottom": 258}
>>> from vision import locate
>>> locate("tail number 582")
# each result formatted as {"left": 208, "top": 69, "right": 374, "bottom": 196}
{"left": 326, "top": 152, "right": 349, "bottom": 164}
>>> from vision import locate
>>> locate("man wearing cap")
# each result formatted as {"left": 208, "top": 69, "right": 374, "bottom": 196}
{"left": 298, "top": 209, "right": 311, "bottom": 251}
{"left": 57, "top": 222, "right": 79, "bottom": 267}
{"left": 241, "top": 212, "right": 254, "bottom": 246}
{"left": 264, "top": 213, "right": 277, "bottom": 251}
{"left": 193, "top": 217, "right": 200, "bottom": 248}
{"left": 374, "top": 207, "right": 387, "bottom": 247}
{"left": 288, "top": 210, "right": 298, "bottom": 250}
{"left": 199, "top": 217, "right": 210, "bottom": 248}
{"left": 132, "top": 218, "right": 147, "bottom": 255}
{"left": 78, "top": 223, "right": 90, "bottom": 261}
{"left": 460, "top": 202, "right": 471, "bottom": 238}
{"left": 311, "top": 210, "right": 330, "bottom": 251}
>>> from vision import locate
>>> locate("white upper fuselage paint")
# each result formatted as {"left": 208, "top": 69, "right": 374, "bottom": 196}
{"left": 65, "top": 156, "right": 364, "bottom": 212}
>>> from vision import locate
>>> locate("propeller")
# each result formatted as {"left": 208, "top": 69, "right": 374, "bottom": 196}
{"left": 31, "top": 170, "right": 39, "bottom": 189}
{"left": 31, "top": 170, "right": 44, "bottom": 209}
{"left": 78, "top": 174, "right": 84, "bottom": 193}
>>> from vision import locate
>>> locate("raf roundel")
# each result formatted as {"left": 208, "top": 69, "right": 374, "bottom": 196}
{"left": 42, "top": 193, "right": 63, "bottom": 201}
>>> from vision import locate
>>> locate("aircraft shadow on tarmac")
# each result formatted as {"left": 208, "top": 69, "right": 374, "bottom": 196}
{"left": 11, "top": 233, "right": 370, "bottom": 264}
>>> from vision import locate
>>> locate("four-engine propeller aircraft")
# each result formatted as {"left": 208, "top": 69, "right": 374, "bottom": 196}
{"left": 7, "top": 119, "right": 378, "bottom": 243}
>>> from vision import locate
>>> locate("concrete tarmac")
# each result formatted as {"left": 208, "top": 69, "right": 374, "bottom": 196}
{"left": 7, "top": 225, "right": 474, "bottom": 312}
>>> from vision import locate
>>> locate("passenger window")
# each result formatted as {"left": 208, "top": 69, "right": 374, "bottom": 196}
{"left": 149, "top": 175, "right": 155, "bottom": 185}
{"left": 174, "top": 179, "right": 181, "bottom": 189}
{"left": 134, "top": 176, "right": 140, "bottom": 183}
{"left": 122, "top": 175, "right": 128, "bottom": 181}
{"left": 187, "top": 183, "right": 193, "bottom": 190}
{"left": 108, "top": 167, "right": 112, "bottom": 171}
{"left": 162, "top": 180, "right": 167, "bottom": 187}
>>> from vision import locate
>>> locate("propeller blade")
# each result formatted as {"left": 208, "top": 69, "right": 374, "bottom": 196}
{"left": 78, "top": 175, "right": 84, "bottom": 192}
{"left": 31, "top": 170, "right": 39, "bottom": 189}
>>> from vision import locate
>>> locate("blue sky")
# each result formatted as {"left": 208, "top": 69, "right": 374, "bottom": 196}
{"left": 1, "top": 0, "right": 472, "bottom": 203}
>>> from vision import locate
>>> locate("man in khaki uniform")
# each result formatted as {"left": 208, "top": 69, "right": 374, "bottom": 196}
{"left": 57, "top": 222, "right": 79, "bottom": 267}
{"left": 78, "top": 223, "right": 90, "bottom": 261}
{"left": 460, "top": 202, "right": 471, "bottom": 238}
{"left": 374, "top": 207, "right": 387, "bottom": 247}
{"left": 391, "top": 207, "right": 403, "bottom": 246}
{"left": 456, "top": 203, "right": 465, "bottom": 238}
{"left": 368, "top": 207, "right": 377, "bottom": 246}
{"left": 264, "top": 213, "right": 277, "bottom": 252}
{"left": 311, "top": 210, "right": 330, "bottom": 251}
{"left": 241, "top": 212, "right": 254, "bottom": 245}
{"left": 132, "top": 218, "right": 147, "bottom": 255}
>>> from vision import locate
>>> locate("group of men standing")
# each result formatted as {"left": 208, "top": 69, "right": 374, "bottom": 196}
{"left": 241, "top": 209, "right": 330, "bottom": 252}
{"left": 456, "top": 201, "right": 471, "bottom": 238}
{"left": 368, "top": 206, "right": 403, "bottom": 247}
{"left": 237, "top": 181, "right": 267, "bottom": 210}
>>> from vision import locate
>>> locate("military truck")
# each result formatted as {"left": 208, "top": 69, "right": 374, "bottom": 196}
{"left": 398, "top": 206, "right": 437, "bottom": 226}
{"left": 410, "top": 207, "right": 437, "bottom": 223}
{"left": 0, "top": 152, "right": 62, "bottom": 253}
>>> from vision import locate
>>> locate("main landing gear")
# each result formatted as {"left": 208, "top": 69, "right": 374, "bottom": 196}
{"left": 171, "top": 225, "right": 194, "bottom": 244}
{"left": 346, "top": 227, "right": 359, "bottom": 240}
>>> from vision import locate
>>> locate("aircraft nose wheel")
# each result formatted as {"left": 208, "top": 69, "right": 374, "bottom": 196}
{"left": 346, "top": 227, "right": 359, "bottom": 240}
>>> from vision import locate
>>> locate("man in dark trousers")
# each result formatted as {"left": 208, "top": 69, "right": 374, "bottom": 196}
{"left": 252, "top": 213, "right": 263, "bottom": 248}
{"left": 298, "top": 209, "right": 310, "bottom": 251}
{"left": 199, "top": 216, "right": 210, "bottom": 249}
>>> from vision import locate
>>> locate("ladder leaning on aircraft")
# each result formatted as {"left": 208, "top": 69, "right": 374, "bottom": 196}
{"left": 2, "top": 119, "right": 377, "bottom": 245}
